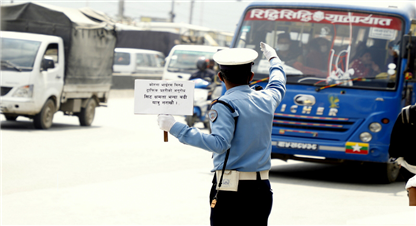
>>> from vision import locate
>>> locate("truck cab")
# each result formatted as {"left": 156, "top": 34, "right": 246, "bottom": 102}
{"left": 1, "top": 31, "right": 64, "bottom": 127}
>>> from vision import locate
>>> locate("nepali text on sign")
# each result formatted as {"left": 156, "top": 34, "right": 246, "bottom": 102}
{"left": 134, "top": 80, "right": 194, "bottom": 115}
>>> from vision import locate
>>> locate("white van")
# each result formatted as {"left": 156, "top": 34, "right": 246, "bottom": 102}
{"left": 113, "top": 48, "right": 165, "bottom": 75}
{"left": 162, "top": 45, "right": 226, "bottom": 80}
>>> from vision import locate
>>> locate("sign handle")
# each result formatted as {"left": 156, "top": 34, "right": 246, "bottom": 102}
{"left": 164, "top": 131, "right": 168, "bottom": 142}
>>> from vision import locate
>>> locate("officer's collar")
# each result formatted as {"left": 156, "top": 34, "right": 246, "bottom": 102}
{"left": 224, "top": 85, "right": 251, "bottom": 95}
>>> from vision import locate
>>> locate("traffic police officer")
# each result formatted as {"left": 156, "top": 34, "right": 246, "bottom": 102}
{"left": 389, "top": 104, "right": 416, "bottom": 205}
{"left": 158, "top": 42, "right": 286, "bottom": 225}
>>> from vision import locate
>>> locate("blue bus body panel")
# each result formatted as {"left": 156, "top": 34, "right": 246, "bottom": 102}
{"left": 268, "top": 83, "right": 401, "bottom": 163}
{"left": 271, "top": 138, "right": 390, "bottom": 162}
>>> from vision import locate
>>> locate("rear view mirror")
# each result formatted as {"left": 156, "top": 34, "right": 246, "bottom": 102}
{"left": 41, "top": 57, "right": 55, "bottom": 71}
{"left": 401, "top": 34, "right": 416, "bottom": 59}
{"left": 401, "top": 34, "right": 416, "bottom": 81}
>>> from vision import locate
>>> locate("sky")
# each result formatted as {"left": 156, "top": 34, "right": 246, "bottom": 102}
{"left": 4, "top": 0, "right": 258, "bottom": 33}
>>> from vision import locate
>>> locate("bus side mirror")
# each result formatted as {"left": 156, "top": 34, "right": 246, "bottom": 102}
{"left": 400, "top": 34, "right": 416, "bottom": 59}
{"left": 401, "top": 34, "right": 416, "bottom": 81}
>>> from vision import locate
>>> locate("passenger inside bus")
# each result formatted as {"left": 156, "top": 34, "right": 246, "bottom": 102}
{"left": 275, "top": 32, "right": 302, "bottom": 66}
{"left": 349, "top": 47, "right": 381, "bottom": 78}
{"left": 303, "top": 37, "right": 331, "bottom": 71}
{"left": 291, "top": 36, "right": 329, "bottom": 77}
{"left": 387, "top": 41, "right": 399, "bottom": 67}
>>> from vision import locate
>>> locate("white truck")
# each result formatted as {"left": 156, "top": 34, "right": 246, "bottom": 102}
{"left": 0, "top": 2, "right": 116, "bottom": 129}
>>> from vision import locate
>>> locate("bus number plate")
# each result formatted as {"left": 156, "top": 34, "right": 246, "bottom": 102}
{"left": 277, "top": 141, "right": 318, "bottom": 151}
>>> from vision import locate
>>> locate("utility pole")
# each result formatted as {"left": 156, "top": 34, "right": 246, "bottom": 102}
{"left": 118, "top": 0, "right": 125, "bottom": 22}
{"left": 169, "top": 0, "right": 175, "bottom": 22}
{"left": 189, "top": 0, "right": 195, "bottom": 24}
{"left": 199, "top": 1, "right": 203, "bottom": 26}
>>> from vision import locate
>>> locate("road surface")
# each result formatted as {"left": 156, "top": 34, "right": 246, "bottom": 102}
{"left": 1, "top": 90, "right": 415, "bottom": 225}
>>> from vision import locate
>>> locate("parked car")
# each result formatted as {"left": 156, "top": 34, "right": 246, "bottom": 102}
{"left": 112, "top": 48, "right": 165, "bottom": 89}
{"left": 162, "top": 45, "right": 226, "bottom": 80}
{"left": 113, "top": 48, "right": 165, "bottom": 75}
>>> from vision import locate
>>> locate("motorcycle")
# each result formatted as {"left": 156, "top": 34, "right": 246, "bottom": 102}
{"left": 185, "top": 78, "right": 222, "bottom": 131}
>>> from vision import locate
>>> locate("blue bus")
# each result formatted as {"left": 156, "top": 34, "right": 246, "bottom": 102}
{"left": 231, "top": 1, "right": 416, "bottom": 182}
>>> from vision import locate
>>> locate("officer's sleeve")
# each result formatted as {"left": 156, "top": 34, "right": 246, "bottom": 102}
{"left": 169, "top": 103, "right": 234, "bottom": 154}
{"left": 264, "top": 58, "right": 286, "bottom": 106}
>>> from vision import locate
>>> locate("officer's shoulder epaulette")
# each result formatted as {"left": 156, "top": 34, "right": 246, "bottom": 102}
{"left": 210, "top": 99, "right": 235, "bottom": 113}
{"left": 251, "top": 85, "right": 263, "bottom": 91}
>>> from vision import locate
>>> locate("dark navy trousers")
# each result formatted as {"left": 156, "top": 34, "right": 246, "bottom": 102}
{"left": 209, "top": 174, "right": 273, "bottom": 226}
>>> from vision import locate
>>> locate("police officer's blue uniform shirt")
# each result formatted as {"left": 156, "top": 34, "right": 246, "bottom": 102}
{"left": 170, "top": 58, "right": 286, "bottom": 172}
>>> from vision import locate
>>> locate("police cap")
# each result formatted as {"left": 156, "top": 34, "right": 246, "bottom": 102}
{"left": 213, "top": 48, "right": 258, "bottom": 84}
{"left": 213, "top": 48, "right": 258, "bottom": 71}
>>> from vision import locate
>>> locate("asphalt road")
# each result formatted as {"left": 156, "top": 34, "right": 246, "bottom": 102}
{"left": 1, "top": 90, "right": 415, "bottom": 225}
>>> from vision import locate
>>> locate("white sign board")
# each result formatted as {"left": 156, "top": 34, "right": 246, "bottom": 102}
{"left": 134, "top": 80, "right": 194, "bottom": 115}
{"left": 369, "top": 27, "right": 396, "bottom": 40}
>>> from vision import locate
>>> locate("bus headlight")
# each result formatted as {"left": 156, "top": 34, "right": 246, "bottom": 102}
{"left": 12, "top": 85, "right": 33, "bottom": 98}
{"left": 369, "top": 122, "right": 382, "bottom": 133}
{"left": 360, "top": 132, "right": 372, "bottom": 142}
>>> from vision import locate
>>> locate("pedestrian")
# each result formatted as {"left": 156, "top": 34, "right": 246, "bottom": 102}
{"left": 157, "top": 42, "right": 286, "bottom": 225}
{"left": 388, "top": 104, "right": 416, "bottom": 206}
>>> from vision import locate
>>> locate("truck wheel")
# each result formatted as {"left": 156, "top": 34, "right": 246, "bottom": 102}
{"left": 78, "top": 98, "right": 96, "bottom": 126}
{"left": 33, "top": 99, "right": 55, "bottom": 129}
{"left": 185, "top": 114, "right": 196, "bottom": 127}
{"left": 4, "top": 114, "right": 18, "bottom": 121}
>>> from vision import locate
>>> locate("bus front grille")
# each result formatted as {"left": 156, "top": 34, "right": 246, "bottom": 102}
{"left": 273, "top": 113, "right": 357, "bottom": 133}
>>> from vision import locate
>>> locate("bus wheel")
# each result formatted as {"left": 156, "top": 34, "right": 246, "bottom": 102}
{"left": 381, "top": 162, "right": 401, "bottom": 183}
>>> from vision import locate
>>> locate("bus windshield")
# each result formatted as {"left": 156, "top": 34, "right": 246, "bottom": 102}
{"left": 236, "top": 8, "right": 403, "bottom": 90}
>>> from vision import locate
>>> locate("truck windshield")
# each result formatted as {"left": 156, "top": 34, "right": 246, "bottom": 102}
{"left": 167, "top": 50, "right": 215, "bottom": 73}
{"left": 236, "top": 8, "right": 403, "bottom": 90}
{"left": 1, "top": 38, "right": 41, "bottom": 72}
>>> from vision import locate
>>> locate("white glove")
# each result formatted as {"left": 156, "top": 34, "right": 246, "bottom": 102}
{"left": 260, "top": 42, "right": 279, "bottom": 61}
{"left": 406, "top": 175, "right": 416, "bottom": 190}
{"left": 157, "top": 114, "right": 176, "bottom": 132}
